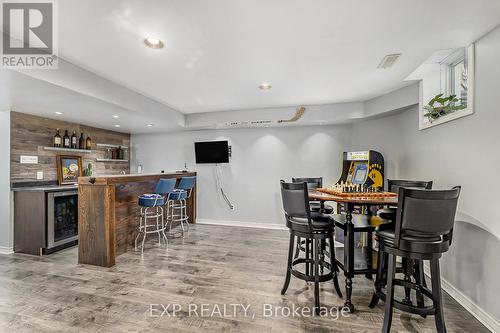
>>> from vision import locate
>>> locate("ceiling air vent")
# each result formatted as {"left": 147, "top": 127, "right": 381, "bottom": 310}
{"left": 377, "top": 53, "right": 401, "bottom": 69}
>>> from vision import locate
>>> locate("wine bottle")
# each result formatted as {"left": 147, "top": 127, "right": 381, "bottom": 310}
{"left": 71, "top": 131, "right": 77, "bottom": 149}
{"left": 63, "top": 130, "right": 70, "bottom": 148}
{"left": 85, "top": 135, "right": 92, "bottom": 150}
{"left": 117, "top": 146, "right": 123, "bottom": 160}
{"left": 53, "top": 128, "right": 61, "bottom": 148}
{"left": 79, "top": 133, "right": 85, "bottom": 150}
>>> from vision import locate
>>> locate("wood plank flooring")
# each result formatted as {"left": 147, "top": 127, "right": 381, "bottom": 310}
{"left": 0, "top": 224, "right": 490, "bottom": 332}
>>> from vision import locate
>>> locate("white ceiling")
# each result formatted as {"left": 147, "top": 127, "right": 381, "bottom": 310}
{"left": 57, "top": 0, "right": 500, "bottom": 114}
{"left": 5, "top": 71, "right": 178, "bottom": 133}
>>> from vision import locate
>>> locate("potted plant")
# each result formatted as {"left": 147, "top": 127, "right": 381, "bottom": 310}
{"left": 423, "top": 93, "right": 466, "bottom": 122}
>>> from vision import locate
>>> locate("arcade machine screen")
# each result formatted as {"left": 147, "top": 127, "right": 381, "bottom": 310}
{"left": 352, "top": 164, "right": 368, "bottom": 184}
{"left": 334, "top": 150, "right": 385, "bottom": 246}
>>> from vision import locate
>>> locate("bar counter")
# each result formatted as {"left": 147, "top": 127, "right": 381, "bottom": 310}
{"left": 78, "top": 172, "right": 197, "bottom": 267}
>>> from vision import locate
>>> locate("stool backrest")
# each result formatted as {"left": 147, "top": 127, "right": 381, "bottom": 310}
{"left": 291, "top": 177, "right": 323, "bottom": 190}
{"left": 177, "top": 176, "right": 196, "bottom": 198}
{"left": 154, "top": 178, "right": 176, "bottom": 195}
{"left": 388, "top": 179, "right": 433, "bottom": 192}
{"left": 394, "top": 186, "right": 461, "bottom": 249}
{"left": 280, "top": 181, "right": 312, "bottom": 230}
{"left": 177, "top": 176, "right": 196, "bottom": 190}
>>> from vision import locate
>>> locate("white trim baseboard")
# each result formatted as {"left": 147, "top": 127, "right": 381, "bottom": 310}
{"left": 0, "top": 246, "right": 13, "bottom": 255}
{"left": 423, "top": 265, "right": 499, "bottom": 332}
{"left": 197, "top": 219, "right": 288, "bottom": 230}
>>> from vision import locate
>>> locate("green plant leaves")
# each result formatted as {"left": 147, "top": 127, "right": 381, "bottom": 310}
{"left": 424, "top": 93, "right": 466, "bottom": 122}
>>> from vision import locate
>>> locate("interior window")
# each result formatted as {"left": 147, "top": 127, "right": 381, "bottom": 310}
{"left": 450, "top": 59, "right": 468, "bottom": 108}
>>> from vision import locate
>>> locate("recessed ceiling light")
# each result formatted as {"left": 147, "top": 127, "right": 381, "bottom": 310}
{"left": 259, "top": 83, "right": 272, "bottom": 90}
{"left": 144, "top": 37, "right": 164, "bottom": 49}
{"left": 54, "top": 111, "right": 63, "bottom": 115}
{"left": 113, "top": 115, "right": 119, "bottom": 118}
{"left": 146, "top": 124, "right": 154, "bottom": 127}
{"left": 114, "top": 124, "right": 121, "bottom": 128}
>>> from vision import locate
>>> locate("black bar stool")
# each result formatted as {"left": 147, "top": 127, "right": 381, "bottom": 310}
{"left": 291, "top": 177, "right": 334, "bottom": 265}
{"left": 280, "top": 181, "right": 342, "bottom": 315}
{"left": 292, "top": 177, "right": 334, "bottom": 214}
{"left": 376, "top": 179, "right": 434, "bottom": 304}
{"left": 377, "top": 179, "right": 433, "bottom": 221}
{"left": 369, "top": 186, "right": 461, "bottom": 333}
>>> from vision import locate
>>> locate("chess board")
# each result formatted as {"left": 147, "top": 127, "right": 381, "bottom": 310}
{"left": 317, "top": 187, "right": 397, "bottom": 198}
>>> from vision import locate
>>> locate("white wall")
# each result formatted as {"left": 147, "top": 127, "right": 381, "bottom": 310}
{"left": 132, "top": 125, "right": 352, "bottom": 225}
{"left": 353, "top": 106, "right": 500, "bottom": 327}
{"left": 0, "top": 111, "right": 12, "bottom": 251}
{"left": 350, "top": 24, "right": 500, "bottom": 325}
{"left": 354, "top": 25, "right": 500, "bottom": 240}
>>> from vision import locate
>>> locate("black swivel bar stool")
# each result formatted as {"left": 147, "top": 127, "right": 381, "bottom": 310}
{"left": 292, "top": 177, "right": 334, "bottom": 214}
{"left": 369, "top": 186, "right": 461, "bottom": 333}
{"left": 291, "top": 177, "right": 334, "bottom": 264}
{"left": 377, "top": 179, "right": 433, "bottom": 221}
{"left": 376, "top": 179, "right": 433, "bottom": 305}
{"left": 280, "top": 181, "right": 342, "bottom": 315}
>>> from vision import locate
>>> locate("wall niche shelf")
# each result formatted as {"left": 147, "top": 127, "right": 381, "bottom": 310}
{"left": 43, "top": 147, "right": 92, "bottom": 153}
{"left": 96, "top": 143, "right": 129, "bottom": 149}
{"left": 96, "top": 158, "right": 129, "bottom": 163}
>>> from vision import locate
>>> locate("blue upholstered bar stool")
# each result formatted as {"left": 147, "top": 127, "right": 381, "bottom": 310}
{"left": 135, "top": 178, "right": 176, "bottom": 254}
{"left": 166, "top": 176, "right": 196, "bottom": 236}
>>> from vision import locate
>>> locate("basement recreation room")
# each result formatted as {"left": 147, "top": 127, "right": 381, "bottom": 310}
{"left": 0, "top": 1, "right": 499, "bottom": 332}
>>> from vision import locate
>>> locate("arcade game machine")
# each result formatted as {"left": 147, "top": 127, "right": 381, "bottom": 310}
{"left": 336, "top": 150, "right": 384, "bottom": 191}
{"left": 333, "top": 150, "right": 385, "bottom": 250}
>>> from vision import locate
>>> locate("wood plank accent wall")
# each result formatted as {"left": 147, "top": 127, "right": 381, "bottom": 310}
{"left": 10, "top": 112, "right": 130, "bottom": 183}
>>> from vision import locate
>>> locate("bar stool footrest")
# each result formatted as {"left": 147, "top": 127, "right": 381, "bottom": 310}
{"left": 374, "top": 278, "right": 437, "bottom": 316}
{"left": 291, "top": 258, "right": 334, "bottom": 282}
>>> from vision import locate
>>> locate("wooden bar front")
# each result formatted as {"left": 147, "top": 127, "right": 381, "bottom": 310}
{"left": 78, "top": 172, "right": 197, "bottom": 267}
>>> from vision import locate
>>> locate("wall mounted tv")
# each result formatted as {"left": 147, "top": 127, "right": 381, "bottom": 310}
{"left": 194, "top": 141, "right": 229, "bottom": 164}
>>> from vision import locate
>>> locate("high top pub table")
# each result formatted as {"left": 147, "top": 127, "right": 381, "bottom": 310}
{"left": 309, "top": 189, "right": 398, "bottom": 312}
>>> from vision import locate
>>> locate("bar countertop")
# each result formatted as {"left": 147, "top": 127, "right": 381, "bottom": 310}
{"left": 11, "top": 185, "right": 78, "bottom": 192}
{"left": 78, "top": 171, "right": 195, "bottom": 185}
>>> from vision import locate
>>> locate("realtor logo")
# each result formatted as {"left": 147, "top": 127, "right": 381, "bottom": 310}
{"left": 1, "top": 0, "right": 58, "bottom": 69}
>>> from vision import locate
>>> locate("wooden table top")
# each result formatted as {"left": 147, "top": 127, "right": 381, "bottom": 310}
{"left": 308, "top": 190, "right": 399, "bottom": 205}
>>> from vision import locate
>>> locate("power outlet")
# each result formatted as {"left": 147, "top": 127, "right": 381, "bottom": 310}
{"left": 36, "top": 171, "right": 43, "bottom": 180}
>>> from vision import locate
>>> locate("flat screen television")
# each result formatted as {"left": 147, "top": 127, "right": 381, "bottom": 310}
{"left": 194, "top": 141, "right": 229, "bottom": 164}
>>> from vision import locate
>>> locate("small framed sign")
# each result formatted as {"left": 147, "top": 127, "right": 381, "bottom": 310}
{"left": 56, "top": 155, "right": 82, "bottom": 185}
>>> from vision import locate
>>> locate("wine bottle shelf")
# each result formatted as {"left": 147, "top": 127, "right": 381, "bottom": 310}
{"left": 43, "top": 147, "right": 92, "bottom": 153}
{"left": 96, "top": 143, "right": 129, "bottom": 149}
{"left": 96, "top": 158, "right": 129, "bottom": 162}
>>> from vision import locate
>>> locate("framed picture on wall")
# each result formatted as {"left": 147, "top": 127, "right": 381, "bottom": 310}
{"left": 419, "top": 43, "right": 475, "bottom": 130}
{"left": 56, "top": 155, "right": 83, "bottom": 185}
